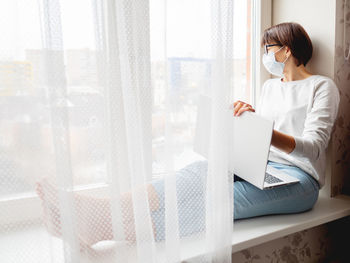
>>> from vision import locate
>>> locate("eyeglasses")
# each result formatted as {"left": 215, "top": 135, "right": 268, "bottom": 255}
{"left": 264, "top": 44, "right": 282, "bottom": 54}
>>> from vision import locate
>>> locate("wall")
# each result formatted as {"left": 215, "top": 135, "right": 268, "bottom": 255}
{"left": 232, "top": 224, "right": 331, "bottom": 262}
{"left": 332, "top": 0, "right": 350, "bottom": 196}
{"left": 231, "top": 216, "right": 350, "bottom": 262}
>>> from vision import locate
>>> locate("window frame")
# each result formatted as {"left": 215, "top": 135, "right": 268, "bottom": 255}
{"left": 250, "top": 0, "right": 272, "bottom": 109}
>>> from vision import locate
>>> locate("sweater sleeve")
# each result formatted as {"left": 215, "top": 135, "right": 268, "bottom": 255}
{"left": 288, "top": 78, "right": 340, "bottom": 161}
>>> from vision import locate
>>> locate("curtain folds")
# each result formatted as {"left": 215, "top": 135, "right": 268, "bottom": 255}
{"left": 0, "top": 0, "right": 236, "bottom": 262}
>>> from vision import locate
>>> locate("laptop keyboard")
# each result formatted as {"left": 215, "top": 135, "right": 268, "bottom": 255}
{"left": 265, "top": 173, "right": 283, "bottom": 184}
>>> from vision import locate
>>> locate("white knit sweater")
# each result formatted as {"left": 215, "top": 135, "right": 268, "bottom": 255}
{"left": 256, "top": 75, "right": 340, "bottom": 188}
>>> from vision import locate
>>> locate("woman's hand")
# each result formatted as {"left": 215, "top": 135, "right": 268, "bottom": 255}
{"left": 231, "top": 100, "right": 255, "bottom": 116}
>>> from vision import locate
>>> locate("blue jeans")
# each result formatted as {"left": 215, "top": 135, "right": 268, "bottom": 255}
{"left": 150, "top": 160, "right": 320, "bottom": 241}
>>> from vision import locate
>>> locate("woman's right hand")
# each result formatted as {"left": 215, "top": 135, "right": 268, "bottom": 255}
{"left": 231, "top": 100, "right": 255, "bottom": 116}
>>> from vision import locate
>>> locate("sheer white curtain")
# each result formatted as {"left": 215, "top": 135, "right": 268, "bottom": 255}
{"left": 0, "top": 0, "right": 241, "bottom": 262}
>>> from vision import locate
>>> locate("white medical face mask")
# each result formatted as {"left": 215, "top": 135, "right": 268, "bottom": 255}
{"left": 262, "top": 46, "right": 288, "bottom": 77}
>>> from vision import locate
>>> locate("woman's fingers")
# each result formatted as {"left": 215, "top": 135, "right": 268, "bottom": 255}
{"left": 233, "top": 100, "right": 248, "bottom": 108}
{"left": 236, "top": 106, "right": 255, "bottom": 116}
{"left": 233, "top": 101, "right": 244, "bottom": 116}
{"left": 232, "top": 101, "right": 254, "bottom": 116}
{"left": 233, "top": 101, "right": 242, "bottom": 107}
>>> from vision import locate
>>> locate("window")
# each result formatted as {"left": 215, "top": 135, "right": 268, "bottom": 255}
{"left": 151, "top": 0, "right": 254, "bottom": 178}
{"left": 0, "top": 0, "right": 271, "bottom": 224}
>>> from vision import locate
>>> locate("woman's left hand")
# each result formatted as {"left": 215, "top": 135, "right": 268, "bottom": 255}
{"left": 231, "top": 100, "right": 255, "bottom": 116}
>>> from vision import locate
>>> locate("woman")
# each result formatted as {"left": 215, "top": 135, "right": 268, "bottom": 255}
{"left": 36, "top": 22, "right": 340, "bottom": 247}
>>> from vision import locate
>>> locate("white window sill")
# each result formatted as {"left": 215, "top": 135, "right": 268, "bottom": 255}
{"left": 2, "top": 191, "right": 350, "bottom": 262}
{"left": 177, "top": 192, "right": 350, "bottom": 262}
{"left": 88, "top": 192, "right": 350, "bottom": 262}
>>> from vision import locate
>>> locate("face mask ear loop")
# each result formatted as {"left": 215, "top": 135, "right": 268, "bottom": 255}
{"left": 277, "top": 46, "right": 289, "bottom": 64}
{"left": 274, "top": 46, "right": 288, "bottom": 64}
{"left": 274, "top": 45, "right": 285, "bottom": 54}
{"left": 282, "top": 54, "right": 289, "bottom": 64}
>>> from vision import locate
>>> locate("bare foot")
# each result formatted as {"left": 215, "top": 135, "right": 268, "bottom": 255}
{"left": 35, "top": 178, "right": 160, "bottom": 250}
{"left": 36, "top": 179, "right": 62, "bottom": 238}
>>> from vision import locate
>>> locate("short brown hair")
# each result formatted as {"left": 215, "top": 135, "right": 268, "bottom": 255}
{"left": 261, "top": 22, "right": 313, "bottom": 67}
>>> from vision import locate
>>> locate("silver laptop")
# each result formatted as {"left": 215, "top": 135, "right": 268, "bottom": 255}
{"left": 193, "top": 95, "right": 299, "bottom": 190}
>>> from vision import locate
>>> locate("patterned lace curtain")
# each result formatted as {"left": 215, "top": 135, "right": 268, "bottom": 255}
{"left": 0, "top": 0, "right": 250, "bottom": 262}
